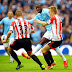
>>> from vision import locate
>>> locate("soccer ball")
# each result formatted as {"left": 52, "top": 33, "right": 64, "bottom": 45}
{"left": 1, "top": 35, "right": 9, "bottom": 43}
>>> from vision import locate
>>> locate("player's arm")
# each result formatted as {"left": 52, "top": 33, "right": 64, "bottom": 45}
{"left": 27, "top": 14, "right": 39, "bottom": 24}
{"left": 31, "top": 30, "right": 35, "bottom": 33}
{"left": 34, "top": 19, "right": 48, "bottom": 26}
{"left": 6, "top": 31, "right": 13, "bottom": 40}
{"left": 34, "top": 17, "right": 54, "bottom": 25}
{"left": 2, "top": 22, "right": 15, "bottom": 43}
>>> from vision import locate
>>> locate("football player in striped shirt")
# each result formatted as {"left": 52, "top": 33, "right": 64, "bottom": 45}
{"left": 22, "top": 4, "right": 68, "bottom": 68}
{"left": 34, "top": 6, "right": 68, "bottom": 70}
{"left": 2, "top": 10, "right": 45, "bottom": 70}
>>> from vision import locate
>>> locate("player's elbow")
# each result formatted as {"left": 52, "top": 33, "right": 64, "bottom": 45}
{"left": 31, "top": 30, "right": 35, "bottom": 33}
{"left": 8, "top": 30, "right": 12, "bottom": 35}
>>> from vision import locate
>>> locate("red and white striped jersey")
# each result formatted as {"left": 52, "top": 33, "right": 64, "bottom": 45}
{"left": 47, "top": 15, "right": 63, "bottom": 41}
{"left": 10, "top": 18, "right": 34, "bottom": 39}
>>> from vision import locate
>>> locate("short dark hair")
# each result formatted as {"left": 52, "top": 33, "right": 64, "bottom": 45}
{"left": 35, "top": 4, "right": 42, "bottom": 9}
{"left": 15, "top": 10, "right": 22, "bottom": 17}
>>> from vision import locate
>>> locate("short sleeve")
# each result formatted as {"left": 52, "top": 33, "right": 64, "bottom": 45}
{"left": 47, "top": 16, "right": 54, "bottom": 25}
{"left": 9, "top": 21, "right": 15, "bottom": 31}
{"left": 0, "top": 18, "right": 4, "bottom": 25}
{"left": 28, "top": 22, "right": 34, "bottom": 32}
{"left": 31, "top": 25, "right": 34, "bottom": 32}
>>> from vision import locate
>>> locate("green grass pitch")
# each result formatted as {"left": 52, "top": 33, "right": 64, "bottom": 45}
{"left": 0, "top": 55, "right": 72, "bottom": 72}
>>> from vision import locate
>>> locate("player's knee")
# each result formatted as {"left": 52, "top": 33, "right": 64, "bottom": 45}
{"left": 27, "top": 53, "right": 33, "bottom": 57}
{"left": 8, "top": 47, "right": 12, "bottom": 52}
{"left": 41, "top": 49, "right": 47, "bottom": 53}
{"left": 5, "top": 47, "right": 8, "bottom": 50}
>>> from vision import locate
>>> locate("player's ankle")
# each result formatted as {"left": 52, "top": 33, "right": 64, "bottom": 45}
{"left": 18, "top": 62, "right": 21, "bottom": 65}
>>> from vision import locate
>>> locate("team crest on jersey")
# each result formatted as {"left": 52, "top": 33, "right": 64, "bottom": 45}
{"left": 43, "top": 14, "right": 45, "bottom": 16}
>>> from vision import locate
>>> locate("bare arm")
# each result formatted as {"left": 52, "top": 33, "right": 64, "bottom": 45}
{"left": 31, "top": 30, "right": 35, "bottom": 33}
{"left": 34, "top": 19, "right": 48, "bottom": 26}
{"left": 6, "top": 30, "right": 13, "bottom": 41}
{"left": 2, "top": 30, "right": 13, "bottom": 43}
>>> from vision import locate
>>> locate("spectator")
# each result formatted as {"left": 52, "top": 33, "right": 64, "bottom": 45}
{"left": 69, "top": 7, "right": 72, "bottom": 25}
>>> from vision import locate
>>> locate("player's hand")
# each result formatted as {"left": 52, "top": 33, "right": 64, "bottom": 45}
{"left": 34, "top": 19, "right": 41, "bottom": 23}
{"left": 2, "top": 40, "right": 9, "bottom": 43}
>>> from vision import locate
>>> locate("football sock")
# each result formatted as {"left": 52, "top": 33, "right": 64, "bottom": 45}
{"left": 10, "top": 54, "right": 14, "bottom": 61}
{"left": 33, "top": 44, "right": 42, "bottom": 54}
{"left": 43, "top": 52, "right": 51, "bottom": 66}
{"left": 10, "top": 50, "right": 21, "bottom": 65}
{"left": 31, "top": 55, "right": 42, "bottom": 66}
{"left": 48, "top": 51, "right": 54, "bottom": 64}
{"left": 55, "top": 47, "right": 66, "bottom": 61}
{"left": 5, "top": 50, "right": 10, "bottom": 56}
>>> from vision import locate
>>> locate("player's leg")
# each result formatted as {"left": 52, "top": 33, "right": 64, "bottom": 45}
{"left": 32, "top": 31, "right": 55, "bottom": 66}
{"left": 41, "top": 44, "right": 51, "bottom": 70}
{"left": 42, "top": 40, "right": 63, "bottom": 70}
{"left": 22, "top": 37, "right": 48, "bottom": 58}
{"left": 22, "top": 31, "right": 49, "bottom": 56}
{"left": 8, "top": 40, "right": 24, "bottom": 70}
{"left": 8, "top": 46, "right": 23, "bottom": 69}
{"left": 9, "top": 38, "right": 15, "bottom": 62}
{"left": 24, "top": 39, "right": 45, "bottom": 70}
{"left": 27, "top": 52, "right": 45, "bottom": 70}
{"left": 33, "top": 37, "right": 49, "bottom": 54}
{"left": 54, "top": 47, "right": 68, "bottom": 68}
{"left": 3, "top": 43, "right": 10, "bottom": 56}
{"left": 22, "top": 37, "right": 54, "bottom": 64}
{"left": 3, "top": 43, "right": 14, "bottom": 63}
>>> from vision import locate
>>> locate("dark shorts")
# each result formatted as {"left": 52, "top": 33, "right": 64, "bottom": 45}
{"left": 48, "top": 40, "right": 62, "bottom": 49}
{"left": 10, "top": 38, "right": 32, "bottom": 53}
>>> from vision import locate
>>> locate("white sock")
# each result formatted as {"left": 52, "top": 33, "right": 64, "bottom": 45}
{"left": 33, "top": 44, "right": 42, "bottom": 54}
{"left": 55, "top": 47, "right": 67, "bottom": 61}
{"left": 10, "top": 54, "right": 14, "bottom": 61}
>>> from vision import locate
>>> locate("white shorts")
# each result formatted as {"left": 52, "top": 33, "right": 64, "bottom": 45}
{"left": 43, "top": 30, "right": 52, "bottom": 40}
{"left": 3, "top": 38, "right": 14, "bottom": 47}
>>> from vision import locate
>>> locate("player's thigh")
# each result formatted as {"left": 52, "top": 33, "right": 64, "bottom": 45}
{"left": 41, "top": 44, "right": 50, "bottom": 53}
{"left": 10, "top": 40, "right": 21, "bottom": 50}
{"left": 9, "top": 38, "right": 15, "bottom": 46}
{"left": 24, "top": 40, "right": 32, "bottom": 54}
{"left": 39, "top": 37, "right": 49, "bottom": 45}
{"left": 43, "top": 30, "right": 52, "bottom": 40}
{"left": 48, "top": 40, "right": 62, "bottom": 50}
{"left": 8, "top": 46, "right": 13, "bottom": 51}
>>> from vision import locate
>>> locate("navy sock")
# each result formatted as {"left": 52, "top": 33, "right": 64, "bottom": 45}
{"left": 43, "top": 52, "right": 51, "bottom": 66}
{"left": 31, "top": 55, "right": 42, "bottom": 66}
{"left": 10, "top": 50, "right": 21, "bottom": 65}
{"left": 48, "top": 51, "right": 54, "bottom": 64}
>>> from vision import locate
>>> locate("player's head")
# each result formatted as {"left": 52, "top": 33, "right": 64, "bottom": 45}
{"left": 8, "top": 11, "right": 13, "bottom": 19}
{"left": 48, "top": 6, "right": 57, "bottom": 17}
{"left": 35, "top": 4, "right": 42, "bottom": 13}
{"left": 15, "top": 10, "right": 23, "bottom": 18}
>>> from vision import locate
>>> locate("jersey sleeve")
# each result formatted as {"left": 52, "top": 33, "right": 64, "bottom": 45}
{"left": 9, "top": 21, "right": 15, "bottom": 31}
{"left": 0, "top": 18, "right": 4, "bottom": 25}
{"left": 27, "top": 14, "right": 39, "bottom": 24}
{"left": 31, "top": 25, "right": 34, "bottom": 32}
{"left": 47, "top": 16, "right": 54, "bottom": 25}
{"left": 28, "top": 22, "right": 34, "bottom": 32}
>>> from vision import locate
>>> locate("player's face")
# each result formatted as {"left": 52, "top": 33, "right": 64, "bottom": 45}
{"left": 36, "top": 7, "right": 42, "bottom": 13}
{"left": 49, "top": 9, "right": 53, "bottom": 17}
{"left": 8, "top": 12, "right": 13, "bottom": 18}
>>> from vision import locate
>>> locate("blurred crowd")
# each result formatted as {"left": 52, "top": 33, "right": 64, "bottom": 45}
{"left": 0, "top": 0, "right": 72, "bottom": 45}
